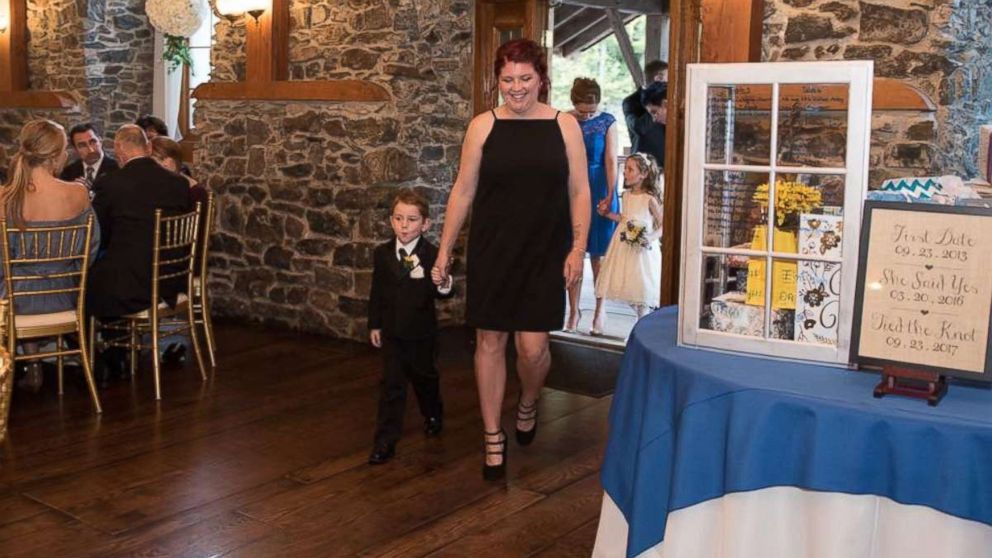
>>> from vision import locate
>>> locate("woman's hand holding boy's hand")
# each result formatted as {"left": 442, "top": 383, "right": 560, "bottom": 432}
{"left": 432, "top": 252, "right": 452, "bottom": 285}
{"left": 370, "top": 329, "right": 382, "bottom": 348}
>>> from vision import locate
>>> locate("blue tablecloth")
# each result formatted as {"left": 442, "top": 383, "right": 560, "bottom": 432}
{"left": 601, "top": 307, "right": 992, "bottom": 558}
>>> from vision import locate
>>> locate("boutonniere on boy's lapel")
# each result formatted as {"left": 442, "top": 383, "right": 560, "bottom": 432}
{"left": 404, "top": 253, "right": 424, "bottom": 278}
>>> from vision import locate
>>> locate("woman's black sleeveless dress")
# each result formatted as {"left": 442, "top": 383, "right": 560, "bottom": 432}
{"left": 467, "top": 111, "right": 571, "bottom": 332}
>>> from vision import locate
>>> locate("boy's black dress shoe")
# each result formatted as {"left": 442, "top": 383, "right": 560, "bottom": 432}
{"left": 368, "top": 444, "right": 395, "bottom": 465}
{"left": 424, "top": 416, "right": 443, "bottom": 437}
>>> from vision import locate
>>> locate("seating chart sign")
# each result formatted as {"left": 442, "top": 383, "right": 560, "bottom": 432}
{"left": 851, "top": 202, "right": 992, "bottom": 380}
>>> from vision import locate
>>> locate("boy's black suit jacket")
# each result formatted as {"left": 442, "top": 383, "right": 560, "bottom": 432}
{"left": 368, "top": 237, "right": 452, "bottom": 340}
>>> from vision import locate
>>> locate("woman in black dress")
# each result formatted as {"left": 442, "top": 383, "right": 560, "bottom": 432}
{"left": 432, "top": 39, "right": 590, "bottom": 480}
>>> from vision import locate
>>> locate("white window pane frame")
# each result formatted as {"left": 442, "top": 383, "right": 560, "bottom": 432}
{"left": 679, "top": 61, "right": 873, "bottom": 366}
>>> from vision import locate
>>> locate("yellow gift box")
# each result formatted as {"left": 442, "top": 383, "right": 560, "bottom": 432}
{"left": 745, "top": 225, "right": 797, "bottom": 310}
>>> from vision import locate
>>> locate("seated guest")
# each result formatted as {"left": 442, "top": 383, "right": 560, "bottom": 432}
{"left": 150, "top": 136, "right": 208, "bottom": 365}
{"left": 60, "top": 122, "right": 119, "bottom": 190}
{"left": 150, "top": 136, "right": 208, "bottom": 262}
{"left": 1, "top": 119, "right": 100, "bottom": 391}
{"left": 150, "top": 137, "right": 202, "bottom": 195}
{"left": 87, "top": 125, "right": 191, "bottom": 322}
{"left": 136, "top": 114, "right": 170, "bottom": 140}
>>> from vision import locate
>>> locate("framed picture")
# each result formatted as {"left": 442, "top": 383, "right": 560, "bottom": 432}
{"left": 850, "top": 201, "right": 992, "bottom": 382}
{"left": 678, "top": 61, "right": 874, "bottom": 365}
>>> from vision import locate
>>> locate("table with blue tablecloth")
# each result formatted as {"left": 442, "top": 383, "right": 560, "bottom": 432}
{"left": 593, "top": 307, "right": 992, "bottom": 558}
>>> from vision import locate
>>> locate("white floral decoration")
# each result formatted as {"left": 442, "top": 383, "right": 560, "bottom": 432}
{"left": 146, "top": 0, "right": 205, "bottom": 38}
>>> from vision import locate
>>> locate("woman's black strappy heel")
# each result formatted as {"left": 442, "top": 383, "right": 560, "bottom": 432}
{"left": 483, "top": 428, "right": 507, "bottom": 481}
{"left": 515, "top": 398, "right": 539, "bottom": 446}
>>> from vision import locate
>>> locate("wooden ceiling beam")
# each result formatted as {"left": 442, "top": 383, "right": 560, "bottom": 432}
{"left": 554, "top": 8, "right": 607, "bottom": 47}
{"left": 558, "top": 12, "right": 637, "bottom": 57}
{"left": 553, "top": 4, "right": 585, "bottom": 28}
{"left": 607, "top": 8, "right": 644, "bottom": 85}
{"left": 556, "top": 0, "right": 666, "bottom": 15}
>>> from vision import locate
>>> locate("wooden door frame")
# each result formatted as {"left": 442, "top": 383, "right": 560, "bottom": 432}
{"left": 474, "top": 0, "right": 549, "bottom": 116}
{"left": 660, "top": 0, "right": 702, "bottom": 306}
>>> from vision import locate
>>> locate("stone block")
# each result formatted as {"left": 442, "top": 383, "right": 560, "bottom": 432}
{"left": 361, "top": 147, "right": 418, "bottom": 183}
{"left": 859, "top": 2, "right": 928, "bottom": 45}
{"left": 306, "top": 209, "right": 350, "bottom": 237}
{"left": 785, "top": 14, "right": 852, "bottom": 43}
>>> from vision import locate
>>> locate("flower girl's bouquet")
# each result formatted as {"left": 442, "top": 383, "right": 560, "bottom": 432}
{"left": 620, "top": 220, "right": 651, "bottom": 249}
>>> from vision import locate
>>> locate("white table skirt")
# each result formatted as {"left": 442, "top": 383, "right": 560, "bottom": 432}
{"left": 593, "top": 487, "right": 992, "bottom": 558}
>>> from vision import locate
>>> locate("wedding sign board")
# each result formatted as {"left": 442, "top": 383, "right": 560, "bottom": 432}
{"left": 850, "top": 202, "right": 992, "bottom": 381}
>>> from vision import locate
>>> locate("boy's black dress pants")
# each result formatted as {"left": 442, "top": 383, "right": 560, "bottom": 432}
{"left": 373, "top": 335, "right": 442, "bottom": 447}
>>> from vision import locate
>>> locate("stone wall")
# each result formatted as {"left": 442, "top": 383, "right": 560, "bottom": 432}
{"left": 194, "top": 0, "right": 472, "bottom": 339}
{"left": 763, "top": 0, "right": 992, "bottom": 185}
{"left": 0, "top": 0, "right": 154, "bottom": 168}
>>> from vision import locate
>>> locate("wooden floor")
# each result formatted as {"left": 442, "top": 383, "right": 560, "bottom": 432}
{"left": 0, "top": 322, "right": 610, "bottom": 557}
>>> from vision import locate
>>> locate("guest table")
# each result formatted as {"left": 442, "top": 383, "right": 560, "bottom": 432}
{"left": 593, "top": 307, "right": 992, "bottom": 558}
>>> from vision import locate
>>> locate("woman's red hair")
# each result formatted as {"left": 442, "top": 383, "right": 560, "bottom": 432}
{"left": 494, "top": 39, "right": 549, "bottom": 103}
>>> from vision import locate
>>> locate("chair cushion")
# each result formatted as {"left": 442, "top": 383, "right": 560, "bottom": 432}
{"left": 15, "top": 310, "right": 78, "bottom": 329}
{"left": 123, "top": 293, "right": 190, "bottom": 319}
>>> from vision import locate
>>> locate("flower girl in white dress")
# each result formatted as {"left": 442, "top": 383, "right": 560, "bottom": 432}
{"left": 594, "top": 153, "right": 663, "bottom": 326}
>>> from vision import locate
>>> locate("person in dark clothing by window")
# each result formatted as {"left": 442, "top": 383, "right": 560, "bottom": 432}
{"left": 622, "top": 60, "right": 668, "bottom": 166}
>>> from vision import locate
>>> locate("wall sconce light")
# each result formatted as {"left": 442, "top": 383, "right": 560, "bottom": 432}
{"left": 0, "top": 13, "right": 9, "bottom": 34}
{"left": 214, "top": 0, "right": 268, "bottom": 23}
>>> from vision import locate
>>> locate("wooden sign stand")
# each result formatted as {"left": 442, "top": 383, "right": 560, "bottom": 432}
{"left": 873, "top": 365, "right": 947, "bottom": 406}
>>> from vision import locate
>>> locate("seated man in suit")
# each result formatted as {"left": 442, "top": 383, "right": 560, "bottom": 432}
{"left": 60, "top": 122, "right": 119, "bottom": 191}
{"left": 87, "top": 125, "right": 192, "bottom": 380}
{"left": 88, "top": 124, "right": 192, "bottom": 318}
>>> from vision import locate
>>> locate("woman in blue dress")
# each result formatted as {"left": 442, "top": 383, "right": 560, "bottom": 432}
{"left": 567, "top": 78, "right": 618, "bottom": 335}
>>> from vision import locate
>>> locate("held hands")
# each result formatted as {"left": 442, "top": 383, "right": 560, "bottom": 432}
{"left": 432, "top": 252, "right": 452, "bottom": 286}
{"left": 370, "top": 329, "right": 382, "bottom": 348}
{"left": 563, "top": 248, "right": 584, "bottom": 289}
{"left": 596, "top": 198, "right": 610, "bottom": 216}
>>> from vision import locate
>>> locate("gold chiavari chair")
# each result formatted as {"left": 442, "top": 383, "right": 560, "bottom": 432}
{"left": 0, "top": 215, "right": 101, "bottom": 413}
{"left": 91, "top": 205, "right": 207, "bottom": 400}
{"left": 1, "top": 299, "right": 13, "bottom": 443}
{"left": 192, "top": 192, "right": 217, "bottom": 367}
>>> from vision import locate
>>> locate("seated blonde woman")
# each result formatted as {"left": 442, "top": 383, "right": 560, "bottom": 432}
{"left": 0, "top": 120, "right": 100, "bottom": 391}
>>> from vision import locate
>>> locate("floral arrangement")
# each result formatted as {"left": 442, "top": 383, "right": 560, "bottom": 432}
{"left": 752, "top": 180, "right": 822, "bottom": 226}
{"left": 146, "top": 0, "right": 205, "bottom": 72}
{"left": 620, "top": 220, "right": 651, "bottom": 249}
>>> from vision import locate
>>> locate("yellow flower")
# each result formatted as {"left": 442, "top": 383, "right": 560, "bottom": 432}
{"left": 753, "top": 180, "right": 822, "bottom": 225}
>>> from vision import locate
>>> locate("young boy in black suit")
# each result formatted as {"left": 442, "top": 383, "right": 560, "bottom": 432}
{"left": 367, "top": 189, "right": 453, "bottom": 464}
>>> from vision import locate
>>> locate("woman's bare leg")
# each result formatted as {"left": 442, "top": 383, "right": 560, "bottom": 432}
{"left": 514, "top": 331, "right": 551, "bottom": 433}
{"left": 566, "top": 276, "right": 582, "bottom": 331}
{"left": 590, "top": 257, "right": 606, "bottom": 333}
{"left": 476, "top": 329, "right": 509, "bottom": 465}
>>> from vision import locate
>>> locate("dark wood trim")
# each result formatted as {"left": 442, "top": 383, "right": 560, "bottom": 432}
{"left": 246, "top": 0, "right": 289, "bottom": 83}
{"left": 192, "top": 80, "right": 390, "bottom": 102}
{"left": 660, "top": 0, "right": 700, "bottom": 307}
{"left": 0, "top": 0, "right": 28, "bottom": 92}
{"left": 700, "top": 0, "right": 762, "bottom": 64}
{"left": 873, "top": 79, "right": 936, "bottom": 111}
{"left": 557, "top": 0, "right": 666, "bottom": 14}
{"left": 0, "top": 90, "right": 80, "bottom": 109}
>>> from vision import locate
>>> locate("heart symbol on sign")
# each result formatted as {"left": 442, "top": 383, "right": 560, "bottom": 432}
{"left": 921, "top": 310, "right": 930, "bottom": 315}
{"left": 925, "top": 264, "right": 934, "bottom": 270}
